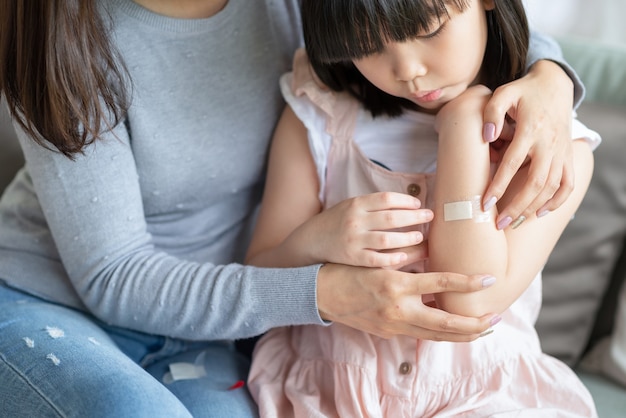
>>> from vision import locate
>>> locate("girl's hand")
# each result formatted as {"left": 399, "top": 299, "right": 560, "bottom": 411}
{"left": 300, "top": 191, "right": 433, "bottom": 268}
{"left": 317, "top": 263, "right": 499, "bottom": 341}
{"left": 481, "top": 60, "right": 574, "bottom": 227}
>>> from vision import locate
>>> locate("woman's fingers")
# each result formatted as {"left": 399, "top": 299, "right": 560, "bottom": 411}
{"left": 481, "top": 60, "right": 575, "bottom": 227}
{"left": 317, "top": 264, "right": 499, "bottom": 341}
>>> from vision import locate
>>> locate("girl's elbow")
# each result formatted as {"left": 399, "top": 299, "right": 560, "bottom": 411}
{"left": 435, "top": 293, "right": 496, "bottom": 318}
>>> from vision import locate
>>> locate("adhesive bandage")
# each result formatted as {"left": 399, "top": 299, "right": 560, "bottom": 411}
{"left": 443, "top": 195, "right": 492, "bottom": 223}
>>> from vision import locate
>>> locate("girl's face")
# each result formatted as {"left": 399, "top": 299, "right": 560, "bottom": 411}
{"left": 352, "top": 0, "right": 495, "bottom": 113}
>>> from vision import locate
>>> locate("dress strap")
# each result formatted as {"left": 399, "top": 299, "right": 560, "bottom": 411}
{"left": 290, "top": 48, "right": 359, "bottom": 143}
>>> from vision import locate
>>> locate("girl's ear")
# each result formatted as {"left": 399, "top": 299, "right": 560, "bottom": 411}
{"left": 482, "top": 0, "right": 496, "bottom": 11}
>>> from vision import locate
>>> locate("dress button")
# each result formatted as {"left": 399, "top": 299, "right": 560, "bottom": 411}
{"left": 407, "top": 183, "right": 421, "bottom": 197}
{"left": 399, "top": 362, "right": 412, "bottom": 375}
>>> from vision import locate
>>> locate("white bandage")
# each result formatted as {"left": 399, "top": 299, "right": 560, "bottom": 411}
{"left": 443, "top": 195, "right": 491, "bottom": 223}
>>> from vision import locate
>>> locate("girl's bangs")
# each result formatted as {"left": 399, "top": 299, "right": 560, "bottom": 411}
{"left": 309, "top": 0, "right": 470, "bottom": 63}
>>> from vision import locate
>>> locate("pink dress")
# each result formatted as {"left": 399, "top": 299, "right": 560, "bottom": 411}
{"left": 248, "top": 49, "right": 599, "bottom": 418}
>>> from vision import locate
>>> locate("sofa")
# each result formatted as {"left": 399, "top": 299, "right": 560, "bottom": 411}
{"left": 536, "top": 37, "right": 626, "bottom": 417}
{"left": 1, "top": 37, "right": 625, "bottom": 416}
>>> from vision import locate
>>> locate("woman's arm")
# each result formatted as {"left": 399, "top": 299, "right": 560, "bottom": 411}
{"left": 13, "top": 115, "right": 333, "bottom": 340}
{"left": 429, "top": 85, "right": 594, "bottom": 317}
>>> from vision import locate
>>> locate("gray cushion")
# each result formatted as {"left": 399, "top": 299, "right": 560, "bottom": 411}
{"left": 558, "top": 37, "right": 626, "bottom": 107}
{"left": 537, "top": 100, "right": 626, "bottom": 366}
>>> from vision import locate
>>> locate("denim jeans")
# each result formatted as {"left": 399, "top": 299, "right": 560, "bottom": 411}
{"left": 0, "top": 283, "right": 258, "bottom": 417}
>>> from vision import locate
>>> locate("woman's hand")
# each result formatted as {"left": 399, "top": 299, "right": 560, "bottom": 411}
{"left": 317, "top": 263, "right": 500, "bottom": 342}
{"left": 482, "top": 60, "right": 574, "bottom": 229}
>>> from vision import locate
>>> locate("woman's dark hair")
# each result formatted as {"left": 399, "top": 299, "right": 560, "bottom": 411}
{"left": 301, "top": 0, "right": 529, "bottom": 117}
{"left": 0, "top": 0, "right": 129, "bottom": 158}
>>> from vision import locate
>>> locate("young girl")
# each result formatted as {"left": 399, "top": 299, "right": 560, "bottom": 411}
{"left": 246, "top": 0, "right": 600, "bottom": 416}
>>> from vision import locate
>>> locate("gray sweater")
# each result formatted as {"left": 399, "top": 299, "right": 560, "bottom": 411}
{"left": 0, "top": 0, "right": 583, "bottom": 340}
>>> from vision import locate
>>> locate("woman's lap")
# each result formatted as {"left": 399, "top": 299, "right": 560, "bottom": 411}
{"left": 0, "top": 284, "right": 257, "bottom": 417}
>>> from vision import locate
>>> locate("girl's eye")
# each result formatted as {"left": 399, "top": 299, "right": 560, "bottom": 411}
{"left": 420, "top": 22, "right": 447, "bottom": 39}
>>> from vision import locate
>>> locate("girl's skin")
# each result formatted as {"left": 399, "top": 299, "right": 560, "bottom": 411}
{"left": 246, "top": 0, "right": 593, "bottom": 320}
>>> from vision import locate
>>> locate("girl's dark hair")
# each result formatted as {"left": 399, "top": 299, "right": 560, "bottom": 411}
{"left": 0, "top": 0, "right": 129, "bottom": 158}
{"left": 301, "top": 0, "right": 529, "bottom": 117}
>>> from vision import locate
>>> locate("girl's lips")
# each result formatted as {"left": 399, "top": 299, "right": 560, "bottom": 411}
{"left": 412, "top": 89, "right": 443, "bottom": 103}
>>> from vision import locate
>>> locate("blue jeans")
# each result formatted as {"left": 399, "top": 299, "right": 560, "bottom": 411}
{"left": 0, "top": 284, "right": 258, "bottom": 417}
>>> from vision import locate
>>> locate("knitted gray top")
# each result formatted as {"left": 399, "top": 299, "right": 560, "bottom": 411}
{"left": 0, "top": 0, "right": 582, "bottom": 340}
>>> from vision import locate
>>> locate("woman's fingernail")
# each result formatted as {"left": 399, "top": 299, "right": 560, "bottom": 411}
{"left": 482, "top": 275, "right": 496, "bottom": 287}
{"left": 483, "top": 122, "right": 496, "bottom": 142}
{"left": 483, "top": 196, "right": 497, "bottom": 212}
{"left": 479, "top": 329, "right": 494, "bottom": 338}
{"left": 511, "top": 215, "right": 527, "bottom": 229}
{"left": 537, "top": 209, "right": 550, "bottom": 218}
{"left": 497, "top": 216, "right": 512, "bottom": 230}
{"left": 490, "top": 315, "right": 502, "bottom": 327}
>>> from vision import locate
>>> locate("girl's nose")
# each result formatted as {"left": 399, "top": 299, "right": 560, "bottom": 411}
{"left": 391, "top": 43, "right": 427, "bottom": 87}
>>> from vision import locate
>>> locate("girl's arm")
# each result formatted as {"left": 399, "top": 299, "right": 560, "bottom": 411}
{"left": 247, "top": 104, "right": 500, "bottom": 342}
{"left": 429, "top": 85, "right": 594, "bottom": 317}
{"left": 246, "top": 105, "right": 430, "bottom": 269}
{"left": 245, "top": 105, "right": 324, "bottom": 267}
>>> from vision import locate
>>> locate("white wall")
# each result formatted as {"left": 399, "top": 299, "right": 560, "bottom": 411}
{"left": 523, "top": 0, "right": 626, "bottom": 47}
